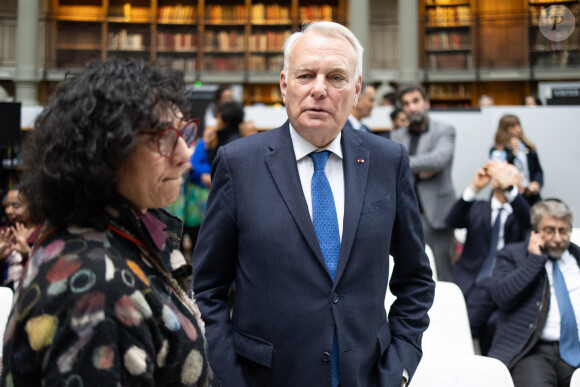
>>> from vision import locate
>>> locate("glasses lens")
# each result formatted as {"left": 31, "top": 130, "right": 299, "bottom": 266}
{"left": 159, "top": 129, "right": 178, "bottom": 156}
{"left": 181, "top": 120, "right": 198, "bottom": 147}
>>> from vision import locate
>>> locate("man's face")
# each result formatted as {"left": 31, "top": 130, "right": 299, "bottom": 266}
{"left": 393, "top": 111, "right": 409, "bottom": 129}
{"left": 538, "top": 214, "right": 571, "bottom": 258}
{"left": 280, "top": 32, "right": 361, "bottom": 147}
{"left": 353, "top": 86, "right": 376, "bottom": 120}
{"left": 400, "top": 90, "right": 430, "bottom": 127}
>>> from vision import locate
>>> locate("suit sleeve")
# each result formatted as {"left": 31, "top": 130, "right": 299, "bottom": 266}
{"left": 528, "top": 150, "right": 544, "bottom": 186}
{"left": 510, "top": 194, "right": 531, "bottom": 237}
{"left": 489, "top": 244, "right": 547, "bottom": 311}
{"left": 193, "top": 146, "right": 248, "bottom": 387}
{"left": 445, "top": 198, "right": 473, "bottom": 229}
{"left": 408, "top": 124, "right": 455, "bottom": 174}
{"left": 387, "top": 145, "right": 436, "bottom": 381}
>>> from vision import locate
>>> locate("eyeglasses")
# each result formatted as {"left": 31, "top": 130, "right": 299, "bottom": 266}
{"left": 141, "top": 118, "right": 199, "bottom": 157}
{"left": 539, "top": 227, "right": 572, "bottom": 239}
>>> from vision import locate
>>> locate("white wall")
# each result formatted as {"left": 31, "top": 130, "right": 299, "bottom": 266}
{"left": 245, "top": 105, "right": 580, "bottom": 226}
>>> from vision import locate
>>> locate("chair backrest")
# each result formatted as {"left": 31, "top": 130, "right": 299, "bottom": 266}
{"left": 0, "top": 286, "right": 14, "bottom": 358}
{"left": 424, "top": 243, "right": 438, "bottom": 281}
{"left": 421, "top": 280, "right": 474, "bottom": 356}
{"left": 571, "top": 228, "right": 580, "bottom": 248}
{"left": 412, "top": 353, "right": 514, "bottom": 387}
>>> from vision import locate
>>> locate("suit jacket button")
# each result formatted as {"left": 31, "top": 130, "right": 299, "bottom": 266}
{"left": 331, "top": 293, "right": 339, "bottom": 304}
{"left": 321, "top": 352, "right": 331, "bottom": 362}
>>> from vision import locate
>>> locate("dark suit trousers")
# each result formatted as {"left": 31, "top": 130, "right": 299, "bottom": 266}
{"left": 511, "top": 341, "right": 576, "bottom": 387}
{"left": 421, "top": 214, "right": 454, "bottom": 282}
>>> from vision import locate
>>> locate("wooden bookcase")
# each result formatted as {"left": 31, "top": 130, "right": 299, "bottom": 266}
{"left": 46, "top": 0, "right": 347, "bottom": 101}
{"left": 527, "top": 0, "right": 580, "bottom": 69}
{"left": 421, "top": 0, "right": 474, "bottom": 71}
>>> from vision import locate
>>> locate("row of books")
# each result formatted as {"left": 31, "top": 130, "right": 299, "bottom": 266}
{"left": 245, "top": 85, "right": 282, "bottom": 102}
{"left": 299, "top": 5, "right": 334, "bottom": 21}
{"left": 427, "top": 52, "right": 472, "bottom": 69}
{"left": 205, "top": 30, "right": 245, "bottom": 52}
{"left": 157, "top": 32, "right": 197, "bottom": 51}
{"left": 530, "top": 27, "right": 580, "bottom": 51}
{"left": 426, "top": 6, "right": 470, "bottom": 26}
{"left": 428, "top": 83, "right": 472, "bottom": 99}
{"left": 426, "top": 31, "right": 471, "bottom": 50}
{"left": 108, "top": 30, "right": 146, "bottom": 50}
{"left": 529, "top": 3, "right": 580, "bottom": 25}
{"left": 248, "top": 54, "right": 284, "bottom": 72}
{"left": 251, "top": 3, "right": 291, "bottom": 24}
{"left": 158, "top": 5, "right": 196, "bottom": 24}
{"left": 250, "top": 31, "right": 292, "bottom": 52}
{"left": 206, "top": 5, "right": 246, "bottom": 23}
{"left": 156, "top": 56, "right": 197, "bottom": 72}
{"left": 203, "top": 56, "right": 245, "bottom": 71}
{"left": 532, "top": 50, "right": 579, "bottom": 67}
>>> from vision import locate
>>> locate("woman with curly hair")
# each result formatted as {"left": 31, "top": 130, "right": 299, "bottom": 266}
{"left": 1, "top": 58, "right": 219, "bottom": 386}
{"left": 490, "top": 114, "right": 544, "bottom": 206}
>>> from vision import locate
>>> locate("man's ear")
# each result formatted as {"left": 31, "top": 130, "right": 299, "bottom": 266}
{"left": 353, "top": 76, "right": 362, "bottom": 107}
{"left": 280, "top": 71, "right": 287, "bottom": 103}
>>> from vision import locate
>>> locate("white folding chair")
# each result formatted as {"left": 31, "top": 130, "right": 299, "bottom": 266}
{"left": 412, "top": 353, "right": 514, "bottom": 387}
{"left": 424, "top": 243, "right": 438, "bottom": 281}
{"left": 570, "top": 368, "right": 580, "bottom": 387}
{"left": 0, "top": 286, "right": 14, "bottom": 358}
{"left": 421, "top": 280, "right": 474, "bottom": 356}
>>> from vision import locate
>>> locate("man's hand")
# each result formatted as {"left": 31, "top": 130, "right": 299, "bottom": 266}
{"left": 528, "top": 231, "right": 545, "bottom": 256}
{"left": 470, "top": 162, "right": 492, "bottom": 193}
{"left": 527, "top": 181, "right": 541, "bottom": 196}
{"left": 402, "top": 377, "right": 407, "bottom": 387}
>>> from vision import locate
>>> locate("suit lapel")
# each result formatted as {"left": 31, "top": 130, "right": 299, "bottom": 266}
{"left": 264, "top": 123, "right": 328, "bottom": 272}
{"left": 334, "top": 129, "right": 369, "bottom": 285}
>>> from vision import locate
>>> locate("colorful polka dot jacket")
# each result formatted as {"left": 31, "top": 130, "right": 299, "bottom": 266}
{"left": 1, "top": 201, "right": 219, "bottom": 386}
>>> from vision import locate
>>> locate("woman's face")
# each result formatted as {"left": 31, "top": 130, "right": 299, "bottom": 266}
{"left": 3, "top": 189, "right": 28, "bottom": 223}
{"left": 507, "top": 124, "right": 522, "bottom": 139}
{"left": 117, "top": 110, "right": 191, "bottom": 213}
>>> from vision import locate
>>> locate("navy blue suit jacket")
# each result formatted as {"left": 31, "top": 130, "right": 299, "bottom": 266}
{"left": 445, "top": 194, "right": 531, "bottom": 296}
{"left": 488, "top": 241, "right": 580, "bottom": 368}
{"left": 193, "top": 121, "right": 435, "bottom": 387}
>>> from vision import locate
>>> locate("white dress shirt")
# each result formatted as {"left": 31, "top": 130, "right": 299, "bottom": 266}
{"left": 541, "top": 250, "right": 580, "bottom": 341}
{"left": 290, "top": 124, "right": 344, "bottom": 240}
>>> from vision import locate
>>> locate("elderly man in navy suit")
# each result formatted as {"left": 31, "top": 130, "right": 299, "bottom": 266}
{"left": 489, "top": 199, "right": 580, "bottom": 386}
{"left": 193, "top": 21, "right": 435, "bottom": 387}
{"left": 446, "top": 159, "right": 530, "bottom": 355}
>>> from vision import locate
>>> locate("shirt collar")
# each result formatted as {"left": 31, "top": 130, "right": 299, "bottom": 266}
{"left": 491, "top": 196, "right": 513, "bottom": 215}
{"left": 289, "top": 123, "right": 343, "bottom": 161}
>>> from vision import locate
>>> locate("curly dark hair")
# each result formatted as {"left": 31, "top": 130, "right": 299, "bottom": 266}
{"left": 20, "top": 57, "right": 189, "bottom": 229}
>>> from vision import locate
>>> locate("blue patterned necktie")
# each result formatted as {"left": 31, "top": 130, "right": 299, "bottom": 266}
{"left": 551, "top": 258, "right": 580, "bottom": 367}
{"left": 309, "top": 150, "right": 340, "bottom": 387}
{"left": 476, "top": 207, "right": 503, "bottom": 284}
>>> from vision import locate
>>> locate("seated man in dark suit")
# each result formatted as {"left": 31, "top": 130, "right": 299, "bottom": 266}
{"left": 446, "top": 159, "right": 530, "bottom": 355}
{"left": 488, "top": 199, "right": 580, "bottom": 387}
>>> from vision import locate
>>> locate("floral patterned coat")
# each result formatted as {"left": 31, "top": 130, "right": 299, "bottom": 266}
{"left": 1, "top": 201, "right": 217, "bottom": 386}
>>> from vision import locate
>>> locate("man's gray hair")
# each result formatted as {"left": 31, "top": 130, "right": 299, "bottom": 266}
{"left": 531, "top": 199, "right": 574, "bottom": 229}
{"left": 282, "top": 21, "right": 363, "bottom": 80}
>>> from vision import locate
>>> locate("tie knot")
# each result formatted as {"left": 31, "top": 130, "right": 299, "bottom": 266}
{"left": 310, "top": 150, "right": 331, "bottom": 171}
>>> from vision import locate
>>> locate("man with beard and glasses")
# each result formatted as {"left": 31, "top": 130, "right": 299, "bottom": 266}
{"left": 391, "top": 84, "right": 456, "bottom": 282}
{"left": 488, "top": 199, "right": 580, "bottom": 387}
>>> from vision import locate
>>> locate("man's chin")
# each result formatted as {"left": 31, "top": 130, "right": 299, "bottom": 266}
{"left": 547, "top": 247, "right": 567, "bottom": 258}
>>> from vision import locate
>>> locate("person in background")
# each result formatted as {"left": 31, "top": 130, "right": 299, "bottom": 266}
{"left": 488, "top": 199, "right": 578, "bottom": 387}
{"left": 523, "top": 93, "right": 542, "bottom": 106}
{"left": 445, "top": 160, "right": 530, "bottom": 355}
{"left": 491, "top": 114, "right": 543, "bottom": 207}
{"left": 193, "top": 21, "right": 434, "bottom": 387}
{"left": 478, "top": 94, "right": 495, "bottom": 107}
{"left": 391, "top": 84, "right": 457, "bottom": 282}
{"left": 344, "top": 82, "right": 376, "bottom": 133}
{"left": 204, "top": 84, "right": 234, "bottom": 130}
{"left": 1, "top": 58, "right": 217, "bottom": 386}
{"left": 205, "top": 100, "right": 244, "bottom": 166}
{"left": 0, "top": 185, "right": 41, "bottom": 290}
{"left": 390, "top": 107, "right": 409, "bottom": 131}
{"left": 381, "top": 92, "right": 396, "bottom": 106}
